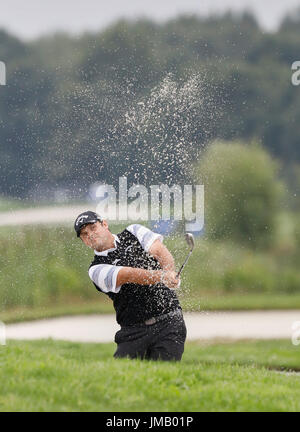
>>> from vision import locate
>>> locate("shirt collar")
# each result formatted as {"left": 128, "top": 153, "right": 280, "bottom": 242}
{"left": 94, "top": 234, "right": 120, "bottom": 256}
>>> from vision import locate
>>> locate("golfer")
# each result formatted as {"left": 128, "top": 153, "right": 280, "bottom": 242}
{"left": 74, "top": 211, "right": 187, "bottom": 361}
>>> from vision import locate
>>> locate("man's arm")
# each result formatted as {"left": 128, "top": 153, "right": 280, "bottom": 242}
{"left": 116, "top": 267, "right": 179, "bottom": 290}
{"left": 148, "top": 239, "right": 176, "bottom": 272}
{"left": 126, "top": 224, "right": 174, "bottom": 270}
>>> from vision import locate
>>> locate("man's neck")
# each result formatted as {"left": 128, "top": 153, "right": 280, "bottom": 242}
{"left": 95, "top": 233, "right": 116, "bottom": 253}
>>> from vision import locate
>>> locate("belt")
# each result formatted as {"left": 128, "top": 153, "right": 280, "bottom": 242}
{"left": 143, "top": 309, "right": 182, "bottom": 326}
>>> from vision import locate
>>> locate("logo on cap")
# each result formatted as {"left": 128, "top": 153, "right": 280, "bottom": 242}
{"left": 76, "top": 215, "right": 90, "bottom": 226}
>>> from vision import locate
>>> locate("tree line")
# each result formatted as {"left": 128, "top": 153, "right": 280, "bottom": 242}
{"left": 0, "top": 10, "right": 300, "bottom": 200}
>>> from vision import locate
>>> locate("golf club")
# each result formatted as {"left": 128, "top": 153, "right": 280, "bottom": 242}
{"left": 176, "top": 233, "right": 195, "bottom": 278}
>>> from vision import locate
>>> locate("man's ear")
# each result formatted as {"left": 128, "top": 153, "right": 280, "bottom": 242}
{"left": 101, "top": 219, "right": 109, "bottom": 229}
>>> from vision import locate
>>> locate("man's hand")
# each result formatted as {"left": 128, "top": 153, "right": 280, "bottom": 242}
{"left": 161, "top": 270, "right": 181, "bottom": 290}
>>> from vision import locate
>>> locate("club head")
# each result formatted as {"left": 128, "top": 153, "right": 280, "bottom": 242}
{"left": 185, "top": 233, "right": 195, "bottom": 250}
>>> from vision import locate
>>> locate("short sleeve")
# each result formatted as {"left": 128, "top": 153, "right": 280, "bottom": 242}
{"left": 89, "top": 264, "right": 124, "bottom": 293}
{"left": 126, "top": 224, "right": 163, "bottom": 252}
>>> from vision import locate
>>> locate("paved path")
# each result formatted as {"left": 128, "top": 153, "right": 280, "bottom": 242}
{"left": 0, "top": 206, "right": 92, "bottom": 227}
{"left": 5, "top": 311, "right": 300, "bottom": 343}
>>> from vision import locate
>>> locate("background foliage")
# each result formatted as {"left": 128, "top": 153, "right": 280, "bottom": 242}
{"left": 1, "top": 12, "right": 300, "bottom": 201}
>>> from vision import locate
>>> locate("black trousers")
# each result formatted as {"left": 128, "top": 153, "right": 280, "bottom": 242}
{"left": 114, "top": 313, "right": 187, "bottom": 361}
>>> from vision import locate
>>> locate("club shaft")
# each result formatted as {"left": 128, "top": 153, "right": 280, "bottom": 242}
{"left": 176, "top": 249, "right": 193, "bottom": 278}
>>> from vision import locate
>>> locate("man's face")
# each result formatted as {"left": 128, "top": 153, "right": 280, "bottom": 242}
{"left": 79, "top": 220, "right": 111, "bottom": 251}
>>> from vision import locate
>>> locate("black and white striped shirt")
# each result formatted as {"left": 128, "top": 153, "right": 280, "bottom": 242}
{"left": 89, "top": 224, "right": 181, "bottom": 326}
{"left": 89, "top": 224, "right": 162, "bottom": 293}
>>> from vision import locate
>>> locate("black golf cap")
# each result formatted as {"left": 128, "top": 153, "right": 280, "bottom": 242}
{"left": 74, "top": 211, "right": 102, "bottom": 237}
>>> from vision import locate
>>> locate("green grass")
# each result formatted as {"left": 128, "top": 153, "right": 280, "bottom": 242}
{"left": 0, "top": 340, "right": 299, "bottom": 412}
{"left": 180, "top": 293, "right": 300, "bottom": 311}
{"left": 188, "top": 339, "right": 300, "bottom": 371}
{"left": 0, "top": 198, "right": 23, "bottom": 212}
{"left": 0, "top": 300, "right": 114, "bottom": 324}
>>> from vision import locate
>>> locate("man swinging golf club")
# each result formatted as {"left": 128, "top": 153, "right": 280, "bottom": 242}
{"left": 74, "top": 211, "right": 187, "bottom": 361}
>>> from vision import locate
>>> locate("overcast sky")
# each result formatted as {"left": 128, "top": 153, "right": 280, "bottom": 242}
{"left": 1, "top": 0, "right": 300, "bottom": 40}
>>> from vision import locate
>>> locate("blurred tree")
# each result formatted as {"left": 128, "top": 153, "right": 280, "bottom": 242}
{"left": 78, "top": 19, "right": 161, "bottom": 90}
{"left": 1, "top": 10, "right": 300, "bottom": 200}
{"left": 285, "top": 164, "right": 300, "bottom": 211}
{"left": 295, "top": 216, "right": 300, "bottom": 250}
{"left": 0, "top": 29, "right": 26, "bottom": 61}
{"left": 196, "top": 141, "right": 284, "bottom": 248}
{"left": 280, "top": 8, "right": 300, "bottom": 34}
